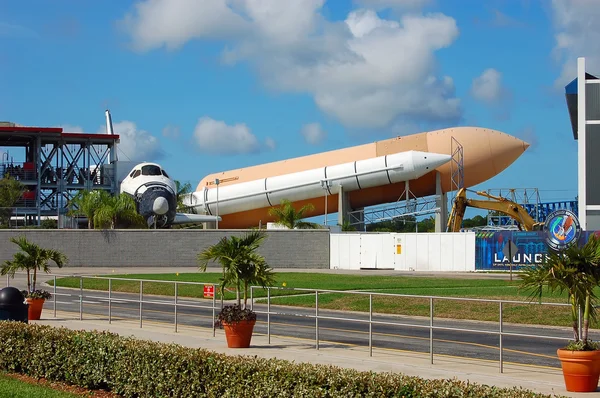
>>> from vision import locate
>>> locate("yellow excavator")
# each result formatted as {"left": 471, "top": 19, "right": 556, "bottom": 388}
{"left": 446, "top": 188, "right": 544, "bottom": 232}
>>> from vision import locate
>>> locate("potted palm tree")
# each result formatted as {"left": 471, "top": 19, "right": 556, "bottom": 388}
{"left": 197, "top": 230, "right": 275, "bottom": 348}
{"left": 519, "top": 233, "right": 600, "bottom": 392}
{"left": 0, "top": 235, "right": 68, "bottom": 320}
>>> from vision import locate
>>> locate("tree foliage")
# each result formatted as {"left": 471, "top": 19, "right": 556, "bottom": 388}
{"left": 197, "top": 230, "right": 275, "bottom": 309}
{"left": 267, "top": 199, "right": 320, "bottom": 229}
{"left": 67, "top": 190, "right": 102, "bottom": 229}
{"left": 339, "top": 218, "right": 356, "bottom": 231}
{"left": 174, "top": 180, "right": 193, "bottom": 212}
{"left": 0, "top": 174, "right": 25, "bottom": 227}
{"left": 67, "top": 189, "right": 145, "bottom": 229}
{"left": 366, "top": 214, "right": 487, "bottom": 233}
{"left": 519, "top": 234, "right": 600, "bottom": 350}
{"left": 0, "top": 235, "right": 67, "bottom": 294}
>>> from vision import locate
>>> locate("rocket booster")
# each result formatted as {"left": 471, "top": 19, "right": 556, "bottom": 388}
{"left": 184, "top": 150, "right": 451, "bottom": 217}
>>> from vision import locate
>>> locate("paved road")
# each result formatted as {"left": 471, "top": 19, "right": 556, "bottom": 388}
{"left": 29, "top": 283, "right": 571, "bottom": 369}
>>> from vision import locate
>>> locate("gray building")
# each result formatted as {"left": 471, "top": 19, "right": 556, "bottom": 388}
{"left": 565, "top": 57, "right": 600, "bottom": 230}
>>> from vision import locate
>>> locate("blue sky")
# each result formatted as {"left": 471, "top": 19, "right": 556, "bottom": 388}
{"left": 1, "top": 0, "right": 598, "bottom": 216}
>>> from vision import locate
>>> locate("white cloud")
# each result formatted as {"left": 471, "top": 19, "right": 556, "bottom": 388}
{"left": 0, "top": 22, "right": 38, "bottom": 39}
{"left": 301, "top": 123, "right": 327, "bottom": 145}
{"left": 265, "top": 137, "right": 276, "bottom": 150}
{"left": 57, "top": 122, "right": 163, "bottom": 162}
{"left": 490, "top": 9, "right": 525, "bottom": 28}
{"left": 470, "top": 68, "right": 505, "bottom": 103}
{"left": 120, "top": 1, "right": 462, "bottom": 131}
{"left": 352, "top": 0, "right": 432, "bottom": 10}
{"left": 119, "top": 0, "right": 249, "bottom": 52}
{"left": 193, "top": 116, "right": 260, "bottom": 154}
{"left": 98, "top": 121, "right": 164, "bottom": 162}
{"left": 551, "top": 0, "right": 600, "bottom": 88}
{"left": 162, "top": 124, "right": 180, "bottom": 139}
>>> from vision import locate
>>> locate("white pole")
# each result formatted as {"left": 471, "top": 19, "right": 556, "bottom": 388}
{"left": 325, "top": 190, "right": 328, "bottom": 226}
{"left": 215, "top": 178, "right": 220, "bottom": 229}
{"left": 321, "top": 180, "right": 329, "bottom": 226}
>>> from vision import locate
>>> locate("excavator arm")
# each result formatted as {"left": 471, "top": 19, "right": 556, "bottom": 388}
{"left": 447, "top": 188, "right": 544, "bottom": 232}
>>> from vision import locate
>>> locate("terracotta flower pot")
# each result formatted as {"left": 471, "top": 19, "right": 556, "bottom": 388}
{"left": 557, "top": 348, "right": 600, "bottom": 392}
{"left": 25, "top": 298, "right": 45, "bottom": 321}
{"left": 222, "top": 319, "right": 256, "bottom": 348}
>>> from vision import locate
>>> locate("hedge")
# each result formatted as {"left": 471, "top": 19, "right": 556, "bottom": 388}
{"left": 0, "top": 322, "right": 565, "bottom": 398}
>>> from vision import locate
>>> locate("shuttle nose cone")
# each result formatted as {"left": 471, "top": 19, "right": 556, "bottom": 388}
{"left": 152, "top": 197, "right": 169, "bottom": 215}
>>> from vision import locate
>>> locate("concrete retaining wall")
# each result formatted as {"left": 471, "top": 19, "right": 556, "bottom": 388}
{"left": 0, "top": 229, "right": 330, "bottom": 268}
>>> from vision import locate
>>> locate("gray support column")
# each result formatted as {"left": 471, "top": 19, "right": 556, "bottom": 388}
{"left": 337, "top": 185, "right": 346, "bottom": 226}
{"left": 110, "top": 138, "right": 118, "bottom": 194}
{"left": 336, "top": 185, "right": 363, "bottom": 230}
{"left": 36, "top": 136, "right": 41, "bottom": 226}
{"left": 435, "top": 171, "right": 447, "bottom": 232}
{"left": 578, "top": 57, "right": 587, "bottom": 230}
{"left": 203, "top": 221, "right": 216, "bottom": 229}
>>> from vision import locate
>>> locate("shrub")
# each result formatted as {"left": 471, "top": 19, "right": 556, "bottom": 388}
{"left": 0, "top": 322, "right": 565, "bottom": 398}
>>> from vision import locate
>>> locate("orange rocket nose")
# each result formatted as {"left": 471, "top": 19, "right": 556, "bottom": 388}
{"left": 489, "top": 133, "right": 530, "bottom": 178}
{"left": 424, "top": 127, "right": 531, "bottom": 193}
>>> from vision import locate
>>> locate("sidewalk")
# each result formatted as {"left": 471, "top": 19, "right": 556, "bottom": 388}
{"left": 31, "top": 310, "right": 596, "bottom": 398}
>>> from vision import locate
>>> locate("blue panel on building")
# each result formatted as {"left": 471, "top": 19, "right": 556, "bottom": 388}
{"left": 474, "top": 230, "right": 597, "bottom": 271}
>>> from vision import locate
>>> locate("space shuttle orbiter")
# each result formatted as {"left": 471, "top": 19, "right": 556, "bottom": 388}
{"left": 107, "top": 111, "right": 221, "bottom": 228}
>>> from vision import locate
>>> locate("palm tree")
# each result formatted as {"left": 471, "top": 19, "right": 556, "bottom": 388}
{"left": 68, "top": 190, "right": 145, "bottom": 229}
{"left": 175, "top": 180, "right": 193, "bottom": 211}
{"left": 67, "top": 190, "right": 103, "bottom": 229}
{"left": 93, "top": 191, "right": 145, "bottom": 229}
{"left": 197, "top": 230, "right": 275, "bottom": 309}
{"left": 0, "top": 173, "right": 25, "bottom": 206}
{"left": 519, "top": 233, "right": 600, "bottom": 350}
{"left": 0, "top": 235, "right": 67, "bottom": 293}
{"left": 339, "top": 218, "right": 357, "bottom": 231}
{"left": 267, "top": 199, "right": 319, "bottom": 229}
{"left": 0, "top": 174, "right": 25, "bottom": 227}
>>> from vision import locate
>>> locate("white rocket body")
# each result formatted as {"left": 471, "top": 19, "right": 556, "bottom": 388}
{"left": 183, "top": 151, "right": 451, "bottom": 216}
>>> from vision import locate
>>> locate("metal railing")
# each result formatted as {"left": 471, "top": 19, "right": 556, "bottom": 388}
{"left": 6, "top": 273, "right": 220, "bottom": 335}
{"left": 5, "top": 273, "right": 576, "bottom": 373}
{"left": 0, "top": 163, "right": 36, "bottom": 181}
{"left": 249, "top": 285, "right": 574, "bottom": 373}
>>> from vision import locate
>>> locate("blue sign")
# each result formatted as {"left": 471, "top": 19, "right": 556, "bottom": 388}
{"left": 475, "top": 231, "right": 545, "bottom": 271}
{"left": 474, "top": 210, "right": 590, "bottom": 271}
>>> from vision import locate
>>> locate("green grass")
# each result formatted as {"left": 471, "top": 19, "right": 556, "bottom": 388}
{"left": 0, "top": 374, "right": 77, "bottom": 397}
{"left": 49, "top": 272, "right": 540, "bottom": 300}
{"left": 52, "top": 273, "right": 525, "bottom": 300}
{"left": 48, "top": 272, "right": 586, "bottom": 327}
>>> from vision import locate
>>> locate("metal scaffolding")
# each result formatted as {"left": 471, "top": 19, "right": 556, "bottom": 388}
{"left": 0, "top": 126, "right": 119, "bottom": 227}
{"left": 485, "top": 188, "right": 541, "bottom": 227}
{"left": 347, "top": 195, "right": 440, "bottom": 227}
{"left": 450, "top": 136, "right": 464, "bottom": 193}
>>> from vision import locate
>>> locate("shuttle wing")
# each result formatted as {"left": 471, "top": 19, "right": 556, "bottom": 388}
{"left": 172, "top": 213, "right": 222, "bottom": 225}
